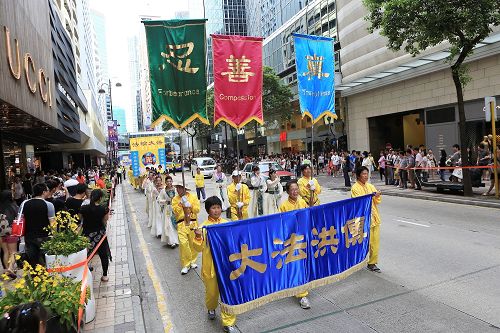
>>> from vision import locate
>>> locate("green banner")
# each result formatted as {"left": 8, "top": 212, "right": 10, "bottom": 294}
{"left": 143, "top": 19, "right": 209, "bottom": 128}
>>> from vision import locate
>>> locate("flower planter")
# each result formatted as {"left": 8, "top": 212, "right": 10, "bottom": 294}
{"left": 46, "top": 313, "right": 83, "bottom": 333}
{"left": 45, "top": 248, "right": 96, "bottom": 323}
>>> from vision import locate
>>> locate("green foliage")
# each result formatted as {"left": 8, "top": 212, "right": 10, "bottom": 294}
{"left": 0, "top": 261, "right": 89, "bottom": 330}
{"left": 41, "top": 211, "right": 90, "bottom": 257}
{"left": 262, "top": 66, "right": 294, "bottom": 123}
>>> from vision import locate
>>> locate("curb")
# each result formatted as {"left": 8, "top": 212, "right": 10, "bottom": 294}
{"left": 381, "top": 190, "right": 500, "bottom": 209}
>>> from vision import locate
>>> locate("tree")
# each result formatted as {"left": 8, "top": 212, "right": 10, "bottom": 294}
{"left": 363, "top": 0, "right": 500, "bottom": 196}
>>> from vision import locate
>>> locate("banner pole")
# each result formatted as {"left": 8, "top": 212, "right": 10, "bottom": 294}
{"left": 236, "top": 127, "right": 242, "bottom": 220}
{"left": 311, "top": 122, "right": 315, "bottom": 177}
{"left": 180, "top": 129, "right": 186, "bottom": 189}
{"left": 491, "top": 101, "right": 498, "bottom": 199}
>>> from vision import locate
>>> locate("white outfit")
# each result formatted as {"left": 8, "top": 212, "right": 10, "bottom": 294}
{"left": 212, "top": 171, "right": 229, "bottom": 211}
{"left": 249, "top": 174, "right": 267, "bottom": 218}
{"left": 159, "top": 188, "right": 179, "bottom": 245}
{"left": 150, "top": 187, "right": 163, "bottom": 237}
{"left": 264, "top": 178, "right": 283, "bottom": 215}
{"left": 362, "top": 157, "right": 373, "bottom": 181}
{"left": 146, "top": 182, "right": 155, "bottom": 228}
{"left": 142, "top": 178, "right": 151, "bottom": 218}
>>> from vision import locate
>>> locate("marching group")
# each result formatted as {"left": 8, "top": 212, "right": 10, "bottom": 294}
{"left": 136, "top": 162, "right": 381, "bottom": 333}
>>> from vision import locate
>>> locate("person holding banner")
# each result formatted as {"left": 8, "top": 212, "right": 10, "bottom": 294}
{"left": 212, "top": 165, "right": 229, "bottom": 211}
{"left": 172, "top": 182, "right": 200, "bottom": 275}
{"left": 249, "top": 166, "right": 267, "bottom": 217}
{"left": 151, "top": 176, "right": 165, "bottom": 238}
{"left": 193, "top": 196, "right": 238, "bottom": 333}
{"left": 279, "top": 180, "right": 311, "bottom": 309}
{"left": 298, "top": 164, "right": 322, "bottom": 207}
{"left": 227, "top": 171, "right": 250, "bottom": 221}
{"left": 263, "top": 169, "right": 283, "bottom": 215}
{"left": 351, "top": 166, "right": 382, "bottom": 272}
{"left": 160, "top": 176, "right": 178, "bottom": 248}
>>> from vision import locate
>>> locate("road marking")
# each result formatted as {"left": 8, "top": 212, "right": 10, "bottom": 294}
{"left": 125, "top": 193, "right": 173, "bottom": 333}
{"left": 395, "top": 219, "right": 430, "bottom": 228}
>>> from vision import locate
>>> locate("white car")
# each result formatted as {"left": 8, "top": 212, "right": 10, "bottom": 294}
{"left": 242, "top": 161, "right": 296, "bottom": 187}
{"left": 191, "top": 157, "right": 217, "bottom": 178}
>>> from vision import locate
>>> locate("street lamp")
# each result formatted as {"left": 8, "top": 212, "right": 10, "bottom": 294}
{"left": 99, "top": 79, "right": 121, "bottom": 166}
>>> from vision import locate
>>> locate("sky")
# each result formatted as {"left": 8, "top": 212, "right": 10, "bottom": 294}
{"left": 89, "top": 0, "right": 204, "bottom": 132}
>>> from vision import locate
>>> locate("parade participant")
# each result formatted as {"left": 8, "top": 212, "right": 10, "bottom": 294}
{"left": 263, "top": 169, "right": 283, "bottom": 215}
{"left": 193, "top": 196, "right": 238, "bottom": 333}
{"left": 249, "top": 166, "right": 267, "bottom": 217}
{"left": 195, "top": 167, "right": 207, "bottom": 202}
{"left": 279, "top": 180, "right": 311, "bottom": 310}
{"left": 297, "top": 164, "right": 321, "bottom": 207}
{"left": 160, "top": 176, "right": 179, "bottom": 247}
{"left": 143, "top": 173, "right": 155, "bottom": 228}
{"left": 172, "top": 181, "right": 200, "bottom": 275}
{"left": 212, "top": 165, "right": 229, "bottom": 211}
{"left": 227, "top": 171, "right": 250, "bottom": 221}
{"left": 351, "top": 166, "right": 382, "bottom": 272}
{"left": 150, "top": 176, "right": 163, "bottom": 238}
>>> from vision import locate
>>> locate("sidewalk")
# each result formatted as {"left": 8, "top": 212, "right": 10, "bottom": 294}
{"left": 85, "top": 185, "right": 145, "bottom": 333}
{"left": 316, "top": 173, "right": 500, "bottom": 209}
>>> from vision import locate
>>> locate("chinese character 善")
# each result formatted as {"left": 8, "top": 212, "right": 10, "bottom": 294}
{"left": 229, "top": 244, "right": 267, "bottom": 280}
{"left": 160, "top": 42, "right": 199, "bottom": 74}
{"left": 221, "top": 55, "right": 255, "bottom": 83}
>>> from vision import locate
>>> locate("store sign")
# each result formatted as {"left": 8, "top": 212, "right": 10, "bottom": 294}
{"left": 3, "top": 26, "right": 53, "bottom": 107}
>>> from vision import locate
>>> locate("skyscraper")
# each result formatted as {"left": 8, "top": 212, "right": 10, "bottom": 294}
{"left": 113, "top": 107, "right": 128, "bottom": 135}
{"left": 128, "top": 36, "right": 141, "bottom": 132}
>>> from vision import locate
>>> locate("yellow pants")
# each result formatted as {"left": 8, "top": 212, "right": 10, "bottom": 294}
{"left": 368, "top": 225, "right": 380, "bottom": 265}
{"left": 204, "top": 276, "right": 236, "bottom": 326}
{"left": 178, "top": 222, "right": 198, "bottom": 268}
{"left": 295, "top": 291, "right": 308, "bottom": 298}
{"left": 230, "top": 207, "right": 248, "bottom": 221}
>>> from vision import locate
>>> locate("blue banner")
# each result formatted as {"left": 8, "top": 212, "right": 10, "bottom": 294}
{"left": 130, "top": 151, "right": 140, "bottom": 177}
{"left": 206, "top": 194, "right": 372, "bottom": 315}
{"left": 293, "top": 33, "right": 336, "bottom": 124}
{"left": 158, "top": 148, "right": 166, "bottom": 170}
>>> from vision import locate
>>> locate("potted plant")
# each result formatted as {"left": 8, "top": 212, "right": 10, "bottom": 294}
{"left": 0, "top": 261, "right": 88, "bottom": 332}
{"left": 41, "top": 211, "right": 96, "bottom": 323}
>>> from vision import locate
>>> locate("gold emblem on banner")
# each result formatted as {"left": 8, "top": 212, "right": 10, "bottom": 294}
{"left": 221, "top": 55, "right": 255, "bottom": 82}
{"left": 303, "top": 54, "right": 330, "bottom": 80}
{"left": 160, "top": 42, "right": 199, "bottom": 74}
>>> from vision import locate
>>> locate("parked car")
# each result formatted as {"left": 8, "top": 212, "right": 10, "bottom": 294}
{"left": 242, "top": 161, "right": 295, "bottom": 187}
{"left": 191, "top": 157, "right": 217, "bottom": 178}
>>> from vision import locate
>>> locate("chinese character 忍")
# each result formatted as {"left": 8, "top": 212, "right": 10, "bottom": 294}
{"left": 311, "top": 226, "right": 339, "bottom": 258}
{"left": 302, "top": 54, "right": 330, "bottom": 80}
{"left": 229, "top": 243, "right": 267, "bottom": 280}
{"left": 221, "top": 55, "right": 255, "bottom": 83}
{"left": 271, "top": 233, "right": 307, "bottom": 269}
{"left": 160, "top": 42, "right": 199, "bottom": 74}
{"left": 341, "top": 217, "right": 367, "bottom": 248}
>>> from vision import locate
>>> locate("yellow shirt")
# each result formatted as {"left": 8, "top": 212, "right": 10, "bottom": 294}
{"left": 298, "top": 176, "right": 322, "bottom": 206}
{"left": 195, "top": 173, "right": 205, "bottom": 188}
{"left": 172, "top": 192, "right": 200, "bottom": 223}
{"left": 227, "top": 182, "right": 250, "bottom": 220}
{"left": 350, "top": 181, "right": 381, "bottom": 227}
{"left": 193, "top": 217, "right": 229, "bottom": 280}
{"left": 279, "top": 197, "right": 309, "bottom": 212}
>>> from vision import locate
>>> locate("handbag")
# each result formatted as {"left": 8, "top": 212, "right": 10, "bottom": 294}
{"left": 11, "top": 200, "right": 27, "bottom": 237}
{"left": 0, "top": 214, "right": 12, "bottom": 237}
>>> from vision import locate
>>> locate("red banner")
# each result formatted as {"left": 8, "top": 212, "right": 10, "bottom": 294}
{"left": 212, "top": 34, "right": 263, "bottom": 129}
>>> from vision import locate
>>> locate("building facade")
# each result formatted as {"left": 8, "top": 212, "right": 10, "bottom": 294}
{"left": 336, "top": 0, "right": 500, "bottom": 154}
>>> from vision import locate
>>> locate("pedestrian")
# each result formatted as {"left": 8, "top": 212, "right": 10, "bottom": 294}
{"left": 22, "top": 173, "right": 33, "bottom": 199}
{"left": 65, "top": 183, "right": 87, "bottom": 216}
{"left": 172, "top": 181, "right": 200, "bottom": 275}
{"left": 151, "top": 176, "right": 164, "bottom": 238}
{"left": 332, "top": 151, "right": 341, "bottom": 177}
{"left": 0, "top": 190, "right": 19, "bottom": 274}
{"left": 249, "top": 166, "right": 267, "bottom": 217}
{"left": 400, "top": 150, "right": 410, "bottom": 189}
{"left": 263, "top": 169, "right": 283, "bottom": 215}
{"left": 116, "top": 166, "right": 122, "bottom": 184}
{"left": 439, "top": 149, "right": 447, "bottom": 181}
{"left": 76, "top": 171, "right": 86, "bottom": 184}
{"left": 279, "top": 180, "right": 311, "bottom": 310}
{"left": 342, "top": 152, "right": 351, "bottom": 187}
{"left": 298, "top": 164, "right": 321, "bottom": 207}
{"left": 361, "top": 152, "right": 373, "bottom": 181}
{"left": 318, "top": 154, "right": 325, "bottom": 174}
{"left": 80, "top": 189, "right": 112, "bottom": 282}
{"left": 193, "top": 196, "right": 238, "bottom": 333}
{"left": 160, "top": 176, "right": 178, "bottom": 247}
{"left": 351, "top": 166, "right": 382, "bottom": 272}
{"left": 427, "top": 149, "right": 437, "bottom": 180}
{"left": 212, "top": 165, "right": 229, "bottom": 212}
{"left": 195, "top": 167, "right": 207, "bottom": 202}
{"left": 227, "top": 171, "right": 250, "bottom": 221}
{"left": 482, "top": 143, "right": 500, "bottom": 196}
{"left": 385, "top": 149, "right": 394, "bottom": 185}
{"left": 11, "top": 176, "right": 24, "bottom": 206}
{"left": 23, "top": 183, "right": 55, "bottom": 267}
{"left": 0, "top": 302, "right": 49, "bottom": 333}
{"left": 144, "top": 173, "right": 155, "bottom": 228}
{"left": 378, "top": 151, "right": 386, "bottom": 182}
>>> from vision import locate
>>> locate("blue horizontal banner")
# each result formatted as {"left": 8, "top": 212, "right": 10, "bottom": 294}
{"left": 206, "top": 194, "right": 373, "bottom": 315}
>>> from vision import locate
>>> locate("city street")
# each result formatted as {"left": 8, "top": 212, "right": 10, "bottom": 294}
{"left": 121, "top": 172, "right": 500, "bottom": 333}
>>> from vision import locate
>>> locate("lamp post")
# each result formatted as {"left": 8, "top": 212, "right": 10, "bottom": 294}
{"left": 99, "top": 79, "right": 122, "bottom": 166}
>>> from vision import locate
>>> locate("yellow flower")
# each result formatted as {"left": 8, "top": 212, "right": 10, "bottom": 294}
{"left": 15, "top": 254, "right": 21, "bottom": 260}
{"left": 33, "top": 276, "right": 41, "bottom": 283}
{"left": 1, "top": 273, "right": 10, "bottom": 281}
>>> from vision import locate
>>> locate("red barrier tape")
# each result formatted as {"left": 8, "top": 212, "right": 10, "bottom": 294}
{"left": 47, "top": 184, "right": 114, "bottom": 332}
{"left": 385, "top": 164, "right": 498, "bottom": 171}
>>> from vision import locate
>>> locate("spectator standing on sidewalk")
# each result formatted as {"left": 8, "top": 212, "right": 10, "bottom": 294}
{"left": 342, "top": 152, "right": 352, "bottom": 187}
{"left": 362, "top": 152, "right": 373, "bottom": 181}
{"left": 378, "top": 151, "right": 386, "bottom": 182}
{"left": 400, "top": 151, "right": 409, "bottom": 189}
{"left": 193, "top": 197, "right": 239, "bottom": 333}
{"left": 11, "top": 176, "right": 24, "bottom": 206}
{"left": 385, "top": 149, "right": 394, "bottom": 185}
{"left": 0, "top": 190, "right": 19, "bottom": 273}
{"left": 483, "top": 143, "right": 500, "bottom": 196}
{"left": 23, "top": 183, "right": 55, "bottom": 267}
{"left": 331, "top": 151, "right": 341, "bottom": 177}
{"left": 351, "top": 166, "right": 382, "bottom": 272}
{"left": 439, "top": 149, "right": 447, "bottom": 181}
{"left": 414, "top": 148, "right": 423, "bottom": 190}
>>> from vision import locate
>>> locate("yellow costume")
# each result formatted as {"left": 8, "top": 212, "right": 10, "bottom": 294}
{"left": 278, "top": 197, "right": 309, "bottom": 298}
{"left": 227, "top": 182, "right": 250, "bottom": 220}
{"left": 193, "top": 217, "right": 236, "bottom": 327}
{"left": 351, "top": 181, "right": 381, "bottom": 265}
{"left": 172, "top": 192, "right": 200, "bottom": 268}
{"left": 195, "top": 173, "right": 205, "bottom": 188}
{"left": 298, "top": 177, "right": 321, "bottom": 206}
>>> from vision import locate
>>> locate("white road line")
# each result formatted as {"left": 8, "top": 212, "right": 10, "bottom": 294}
{"left": 395, "top": 219, "right": 431, "bottom": 228}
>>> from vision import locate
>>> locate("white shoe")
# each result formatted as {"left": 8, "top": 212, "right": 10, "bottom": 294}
{"left": 299, "top": 297, "right": 311, "bottom": 309}
{"left": 190, "top": 263, "right": 198, "bottom": 269}
{"left": 181, "top": 266, "right": 190, "bottom": 275}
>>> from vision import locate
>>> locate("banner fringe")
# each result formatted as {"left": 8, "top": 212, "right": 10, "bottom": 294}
{"left": 302, "top": 111, "right": 338, "bottom": 125}
{"left": 219, "top": 257, "right": 368, "bottom": 315}
{"left": 151, "top": 112, "right": 210, "bottom": 129}
{"left": 214, "top": 115, "right": 264, "bottom": 129}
